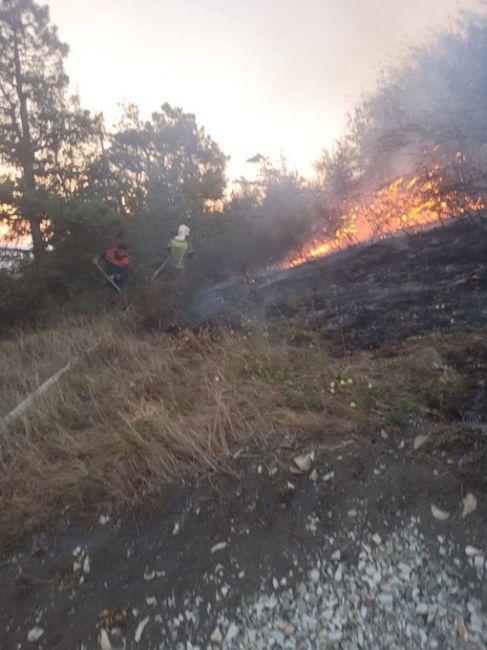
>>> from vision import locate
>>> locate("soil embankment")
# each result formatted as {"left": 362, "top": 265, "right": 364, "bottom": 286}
{"left": 1, "top": 218, "right": 487, "bottom": 649}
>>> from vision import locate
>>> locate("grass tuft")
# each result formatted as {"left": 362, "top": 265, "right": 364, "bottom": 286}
{"left": 0, "top": 315, "right": 484, "bottom": 546}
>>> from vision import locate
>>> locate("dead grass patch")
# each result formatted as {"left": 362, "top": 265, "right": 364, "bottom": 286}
{"left": 0, "top": 317, "right": 484, "bottom": 545}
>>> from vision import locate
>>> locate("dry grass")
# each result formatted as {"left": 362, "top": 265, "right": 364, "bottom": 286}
{"left": 0, "top": 315, "right": 482, "bottom": 545}
{"left": 0, "top": 317, "right": 329, "bottom": 543}
{"left": 0, "top": 316, "right": 118, "bottom": 415}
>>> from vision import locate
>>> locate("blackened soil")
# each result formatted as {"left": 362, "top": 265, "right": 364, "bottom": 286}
{"left": 187, "top": 217, "right": 487, "bottom": 352}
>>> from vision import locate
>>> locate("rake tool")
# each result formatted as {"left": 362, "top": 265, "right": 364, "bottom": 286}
{"left": 93, "top": 260, "right": 122, "bottom": 293}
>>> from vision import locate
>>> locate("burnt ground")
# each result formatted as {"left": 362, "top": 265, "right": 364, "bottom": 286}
{"left": 1, "top": 217, "right": 487, "bottom": 649}
{"left": 186, "top": 217, "right": 487, "bottom": 352}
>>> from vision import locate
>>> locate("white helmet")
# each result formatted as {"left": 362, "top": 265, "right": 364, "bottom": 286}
{"left": 176, "top": 224, "right": 190, "bottom": 241}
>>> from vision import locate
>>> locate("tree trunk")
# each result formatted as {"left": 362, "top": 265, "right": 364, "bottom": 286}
{"left": 13, "top": 22, "right": 44, "bottom": 258}
{"left": 29, "top": 217, "right": 44, "bottom": 258}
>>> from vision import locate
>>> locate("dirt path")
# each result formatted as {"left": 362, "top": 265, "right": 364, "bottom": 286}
{"left": 1, "top": 425, "right": 485, "bottom": 649}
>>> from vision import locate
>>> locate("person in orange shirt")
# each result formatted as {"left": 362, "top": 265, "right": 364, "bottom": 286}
{"left": 93, "top": 242, "right": 132, "bottom": 307}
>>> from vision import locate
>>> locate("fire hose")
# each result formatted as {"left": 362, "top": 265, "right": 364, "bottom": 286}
{"left": 151, "top": 255, "right": 171, "bottom": 282}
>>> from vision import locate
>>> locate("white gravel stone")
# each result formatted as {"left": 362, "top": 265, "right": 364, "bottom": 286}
{"left": 211, "top": 542, "right": 227, "bottom": 554}
{"left": 210, "top": 626, "right": 223, "bottom": 643}
{"left": 143, "top": 568, "right": 155, "bottom": 581}
{"left": 134, "top": 616, "right": 150, "bottom": 643}
{"left": 309, "top": 569, "right": 320, "bottom": 584}
{"left": 431, "top": 504, "right": 450, "bottom": 520}
{"left": 462, "top": 493, "right": 478, "bottom": 518}
{"left": 334, "top": 564, "right": 343, "bottom": 583}
{"left": 150, "top": 526, "right": 487, "bottom": 650}
{"left": 378, "top": 592, "right": 394, "bottom": 607}
{"left": 466, "top": 545, "right": 481, "bottom": 557}
{"left": 225, "top": 623, "right": 239, "bottom": 642}
{"left": 27, "top": 627, "right": 44, "bottom": 643}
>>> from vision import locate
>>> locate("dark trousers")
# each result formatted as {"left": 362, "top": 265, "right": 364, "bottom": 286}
{"left": 104, "top": 282, "right": 128, "bottom": 308}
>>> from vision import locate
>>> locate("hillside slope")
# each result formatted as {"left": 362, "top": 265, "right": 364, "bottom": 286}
{"left": 187, "top": 217, "right": 487, "bottom": 350}
{"left": 1, "top": 218, "right": 486, "bottom": 650}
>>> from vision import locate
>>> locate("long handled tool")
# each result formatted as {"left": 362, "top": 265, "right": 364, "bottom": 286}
{"left": 2, "top": 340, "right": 105, "bottom": 427}
{"left": 93, "top": 260, "right": 122, "bottom": 293}
{"left": 151, "top": 255, "right": 171, "bottom": 282}
{"left": 2, "top": 361, "right": 73, "bottom": 426}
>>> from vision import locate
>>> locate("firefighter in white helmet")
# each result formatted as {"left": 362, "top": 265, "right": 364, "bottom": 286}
{"left": 152, "top": 224, "right": 193, "bottom": 283}
{"left": 161, "top": 224, "right": 193, "bottom": 296}
{"left": 168, "top": 224, "right": 192, "bottom": 271}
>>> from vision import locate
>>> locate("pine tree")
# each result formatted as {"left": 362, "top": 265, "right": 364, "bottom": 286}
{"left": 0, "top": 0, "right": 69, "bottom": 257}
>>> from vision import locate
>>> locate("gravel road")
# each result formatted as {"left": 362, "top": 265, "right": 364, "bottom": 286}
{"left": 203, "top": 524, "right": 486, "bottom": 650}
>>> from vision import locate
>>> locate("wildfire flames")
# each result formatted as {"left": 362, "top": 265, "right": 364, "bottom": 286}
{"left": 286, "top": 165, "right": 484, "bottom": 267}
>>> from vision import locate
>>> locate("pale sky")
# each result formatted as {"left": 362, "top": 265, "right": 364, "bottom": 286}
{"left": 48, "top": 0, "right": 483, "bottom": 180}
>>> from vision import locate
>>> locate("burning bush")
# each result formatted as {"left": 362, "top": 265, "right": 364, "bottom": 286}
{"left": 287, "top": 164, "right": 485, "bottom": 267}
{"left": 300, "top": 9, "right": 487, "bottom": 268}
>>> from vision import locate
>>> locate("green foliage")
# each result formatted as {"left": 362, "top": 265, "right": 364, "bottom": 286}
{"left": 0, "top": 0, "right": 101, "bottom": 255}
{"left": 189, "top": 157, "right": 315, "bottom": 284}
{"left": 0, "top": 261, "right": 51, "bottom": 327}
{"left": 0, "top": 0, "right": 69, "bottom": 178}
{"left": 386, "top": 401, "right": 415, "bottom": 428}
{"left": 9, "top": 1, "right": 487, "bottom": 325}
{"left": 106, "top": 103, "right": 228, "bottom": 217}
{"left": 0, "top": 180, "right": 14, "bottom": 205}
{"left": 0, "top": 2, "right": 318, "bottom": 322}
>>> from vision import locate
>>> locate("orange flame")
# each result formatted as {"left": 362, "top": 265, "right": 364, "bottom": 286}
{"left": 285, "top": 165, "right": 484, "bottom": 267}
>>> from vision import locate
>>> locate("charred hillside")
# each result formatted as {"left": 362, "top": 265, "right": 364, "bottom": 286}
{"left": 187, "top": 217, "right": 487, "bottom": 351}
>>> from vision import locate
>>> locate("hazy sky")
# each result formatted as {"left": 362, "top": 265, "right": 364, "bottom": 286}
{"left": 48, "top": 0, "right": 482, "bottom": 180}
